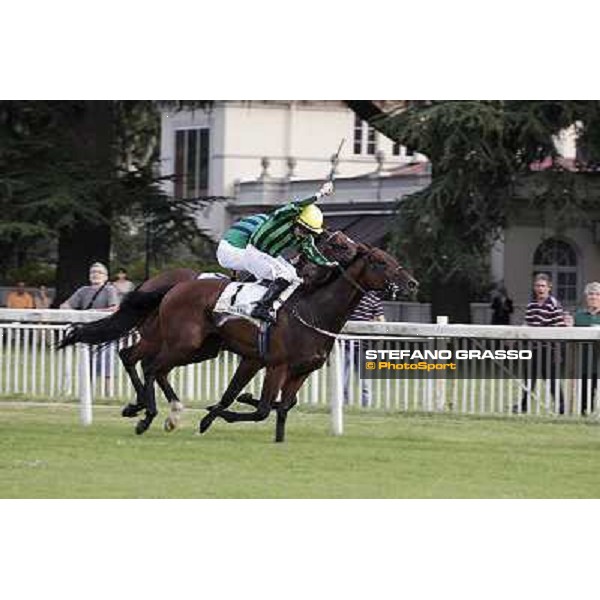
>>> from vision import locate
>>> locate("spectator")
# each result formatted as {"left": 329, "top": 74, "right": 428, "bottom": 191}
{"left": 60, "top": 262, "right": 118, "bottom": 383}
{"left": 343, "top": 291, "right": 385, "bottom": 407}
{"left": 60, "top": 262, "right": 118, "bottom": 311}
{"left": 6, "top": 281, "right": 35, "bottom": 309}
{"left": 490, "top": 282, "right": 513, "bottom": 325}
{"left": 34, "top": 285, "right": 52, "bottom": 309}
{"left": 573, "top": 281, "right": 600, "bottom": 415}
{"left": 112, "top": 268, "right": 135, "bottom": 304}
{"left": 514, "top": 273, "right": 567, "bottom": 414}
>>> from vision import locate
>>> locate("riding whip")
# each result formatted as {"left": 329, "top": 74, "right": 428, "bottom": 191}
{"left": 328, "top": 138, "right": 346, "bottom": 182}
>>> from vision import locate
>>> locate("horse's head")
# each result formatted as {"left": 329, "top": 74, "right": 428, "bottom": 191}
{"left": 355, "top": 244, "right": 419, "bottom": 299}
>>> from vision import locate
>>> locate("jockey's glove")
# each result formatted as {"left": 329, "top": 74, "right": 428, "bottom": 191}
{"left": 317, "top": 181, "right": 334, "bottom": 198}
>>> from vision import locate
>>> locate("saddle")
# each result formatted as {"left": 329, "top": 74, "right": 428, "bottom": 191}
{"left": 213, "top": 279, "right": 300, "bottom": 327}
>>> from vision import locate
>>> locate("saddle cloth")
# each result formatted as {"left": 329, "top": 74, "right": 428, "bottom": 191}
{"left": 197, "top": 272, "right": 229, "bottom": 280}
{"left": 213, "top": 279, "right": 300, "bottom": 327}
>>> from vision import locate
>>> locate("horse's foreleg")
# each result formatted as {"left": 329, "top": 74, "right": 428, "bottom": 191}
{"left": 235, "top": 392, "right": 260, "bottom": 408}
{"left": 218, "top": 365, "right": 287, "bottom": 427}
{"left": 199, "top": 359, "right": 262, "bottom": 434}
{"left": 274, "top": 374, "right": 309, "bottom": 443}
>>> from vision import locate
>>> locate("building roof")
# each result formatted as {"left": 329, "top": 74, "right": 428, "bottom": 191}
{"left": 324, "top": 213, "right": 396, "bottom": 246}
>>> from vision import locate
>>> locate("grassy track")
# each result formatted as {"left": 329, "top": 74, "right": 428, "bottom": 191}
{"left": 1, "top": 401, "right": 600, "bottom": 498}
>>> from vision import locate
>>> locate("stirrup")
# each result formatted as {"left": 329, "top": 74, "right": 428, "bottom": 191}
{"left": 251, "top": 304, "right": 275, "bottom": 324}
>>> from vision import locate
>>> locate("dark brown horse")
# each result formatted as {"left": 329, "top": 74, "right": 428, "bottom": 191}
{"left": 138, "top": 236, "right": 418, "bottom": 442}
{"left": 125, "top": 233, "right": 357, "bottom": 431}
{"left": 59, "top": 268, "right": 201, "bottom": 421}
{"left": 58, "top": 236, "right": 349, "bottom": 430}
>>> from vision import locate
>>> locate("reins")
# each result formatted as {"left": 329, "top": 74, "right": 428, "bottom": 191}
{"left": 288, "top": 233, "right": 411, "bottom": 338}
{"left": 288, "top": 249, "right": 368, "bottom": 338}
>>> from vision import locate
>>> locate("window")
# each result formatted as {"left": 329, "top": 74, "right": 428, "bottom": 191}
{"left": 392, "top": 141, "right": 401, "bottom": 156}
{"left": 353, "top": 115, "right": 363, "bottom": 154}
{"left": 533, "top": 238, "right": 579, "bottom": 303}
{"left": 353, "top": 116, "right": 377, "bottom": 155}
{"left": 174, "top": 128, "right": 210, "bottom": 199}
{"left": 366, "top": 125, "right": 377, "bottom": 155}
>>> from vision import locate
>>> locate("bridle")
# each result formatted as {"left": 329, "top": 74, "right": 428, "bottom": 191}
{"left": 289, "top": 234, "right": 413, "bottom": 337}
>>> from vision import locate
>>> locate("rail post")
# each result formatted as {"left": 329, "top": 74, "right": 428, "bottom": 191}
{"left": 78, "top": 343, "right": 93, "bottom": 425}
{"left": 329, "top": 339, "right": 344, "bottom": 435}
{"left": 434, "top": 316, "right": 449, "bottom": 411}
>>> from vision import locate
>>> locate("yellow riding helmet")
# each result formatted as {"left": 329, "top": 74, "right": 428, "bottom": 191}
{"left": 297, "top": 204, "right": 324, "bottom": 234}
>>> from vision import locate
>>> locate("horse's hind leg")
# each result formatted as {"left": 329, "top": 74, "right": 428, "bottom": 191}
{"left": 120, "top": 343, "right": 147, "bottom": 418}
{"left": 157, "top": 374, "right": 184, "bottom": 432}
{"left": 199, "top": 358, "right": 262, "bottom": 434}
{"left": 274, "top": 373, "right": 309, "bottom": 443}
{"left": 135, "top": 356, "right": 159, "bottom": 435}
{"left": 162, "top": 334, "right": 226, "bottom": 432}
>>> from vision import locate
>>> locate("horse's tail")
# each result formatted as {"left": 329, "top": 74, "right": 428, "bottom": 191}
{"left": 57, "top": 285, "right": 175, "bottom": 350}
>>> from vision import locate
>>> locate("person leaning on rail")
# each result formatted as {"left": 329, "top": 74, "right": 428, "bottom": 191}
{"left": 60, "top": 262, "right": 119, "bottom": 382}
{"left": 513, "top": 273, "right": 569, "bottom": 415}
{"left": 60, "top": 263, "right": 118, "bottom": 312}
{"left": 573, "top": 281, "right": 600, "bottom": 415}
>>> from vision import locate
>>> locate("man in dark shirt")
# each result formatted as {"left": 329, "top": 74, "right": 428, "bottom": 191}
{"left": 514, "top": 273, "right": 567, "bottom": 414}
{"left": 343, "top": 291, "right": 385, "bottom": 407}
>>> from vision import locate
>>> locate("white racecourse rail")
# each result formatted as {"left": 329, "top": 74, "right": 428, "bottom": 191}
{"left": 1, "top": 308, "right": 600, "bottom": 434}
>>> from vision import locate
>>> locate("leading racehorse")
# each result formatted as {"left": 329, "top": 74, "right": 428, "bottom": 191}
{"left": 139, "top": 235, "right": 418, "bottom": 442}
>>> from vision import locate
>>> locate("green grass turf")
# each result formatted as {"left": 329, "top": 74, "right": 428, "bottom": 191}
{"left": 1, "top": 401, "right": 600, "bottom": 498}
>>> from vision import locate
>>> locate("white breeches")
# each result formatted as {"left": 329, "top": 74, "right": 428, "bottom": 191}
{"left": 216, "top": 240, "right": 247, "bottom": 272}
{"left": 244, "top": 244, "right": 301, "bottom": 283}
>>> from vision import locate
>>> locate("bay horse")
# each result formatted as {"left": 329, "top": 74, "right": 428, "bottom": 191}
{"left": 58, "top": 236, "right": 350, "bottom": 430}
{"left": 138, "top": 237, "right": 418, "bottom": 442}
{"left": 59, "top": 268, "right": 201, "bottom": 425}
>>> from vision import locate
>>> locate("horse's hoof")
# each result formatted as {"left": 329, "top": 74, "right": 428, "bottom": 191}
{"left": 164, "top": 417, "right": 176, "bottom": 432}
{"left": 199, "top": 415, "right": 215, "bottom": 434}
{"left": 122, "top": 403, "right": 142, "bottom": 418}
{"left": 135, "top": 420, "right": 149, "bottom": 435}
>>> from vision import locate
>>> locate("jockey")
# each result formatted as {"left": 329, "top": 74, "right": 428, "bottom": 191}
{"left": 246, "top": 181, "right": 337, "bottom": 323}
{"left": 217, "top": 213, "right": 268, "bottom": 275}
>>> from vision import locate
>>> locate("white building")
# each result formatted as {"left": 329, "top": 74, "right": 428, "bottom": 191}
{"left": 159, "top": 101, "right": 426, "bottom": 239}
{"left": 159, "top": 103, "right": 598, "bottom": 319}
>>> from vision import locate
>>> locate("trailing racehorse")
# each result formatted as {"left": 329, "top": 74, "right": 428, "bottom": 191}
{"left": 58, "top": 268, "right": 200, "bottom": 426}
{"left": 57, "top": 238, "right": 346, "bottom": 431}
{"left": 140, "top": 235, "right": 418, "bottom": 442}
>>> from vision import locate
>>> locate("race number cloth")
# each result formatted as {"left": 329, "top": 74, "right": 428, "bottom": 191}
{"left": 213, "top": 280, "right": 300, "bottom": 326}
{"left": 197, "top": 272, "right": 229, "bottom": 280}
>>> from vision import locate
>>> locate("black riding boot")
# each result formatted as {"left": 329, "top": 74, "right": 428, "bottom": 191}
{"left": 251, "top": 278, "right": 290, "bottom": 324}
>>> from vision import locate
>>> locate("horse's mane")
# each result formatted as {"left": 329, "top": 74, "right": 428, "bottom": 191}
{"left": 297, "top": 231, "right": 368, "bottom": 294}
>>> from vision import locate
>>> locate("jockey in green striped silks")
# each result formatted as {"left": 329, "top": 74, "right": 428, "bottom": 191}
{"left": 246, "top": 181, "right": 338, "bottom": 324}
{"left": 217, "top": 214, "right": 269, "bottom": 274}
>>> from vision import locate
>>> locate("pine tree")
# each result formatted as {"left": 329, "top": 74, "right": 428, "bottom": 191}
{"left": 346, "top": 100, "right": 600, "bottom": 322}
{"left": 0, "top": 101, "right": 218, "bottom": 302}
